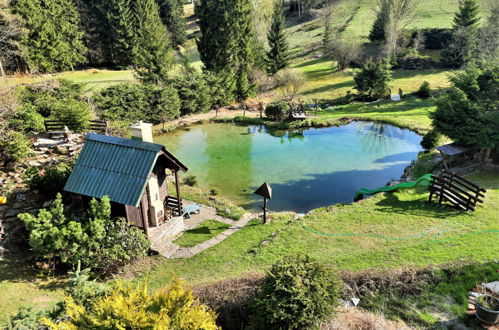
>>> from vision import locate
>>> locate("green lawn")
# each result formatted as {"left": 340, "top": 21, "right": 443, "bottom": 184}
{"left": 0, "top": 257, "right": 65, "bottom": 326}
{"left": 0, "top": 69, "right": 135, "bottom": 95}
{"left": 316, "top": 98, "right": 436, "bottom": 133}
{"left": 173, "top": 220, "right": 230, "bottom": 248}
{"left": 142, "top": 170, "right": 499, "bottom": 291}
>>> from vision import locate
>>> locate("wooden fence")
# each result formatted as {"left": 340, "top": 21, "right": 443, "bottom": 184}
{"left": 428, "top": 171, "right": 486, "bottom": 212}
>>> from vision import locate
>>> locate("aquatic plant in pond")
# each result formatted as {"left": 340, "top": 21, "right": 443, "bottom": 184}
{"left": 155, "top": 122, "right": 422, "bottom": 212}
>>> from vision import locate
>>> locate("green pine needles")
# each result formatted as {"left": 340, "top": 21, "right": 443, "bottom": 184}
{"left": 266, "top": 1, "right": 290, "bottom": 75}
{"left": 196, "top": 0, "right": 256, "bottom": 101}
{"left": 13, "top": 0, "right": 87, "bottom": 72}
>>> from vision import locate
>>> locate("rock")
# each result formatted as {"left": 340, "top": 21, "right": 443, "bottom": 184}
{"left": 28, "top": 161, "right": 42, "bottom": 167}
{"left": 351, "top": 298, "right": 360, "bottom": 306}
{"left": 15, "top": 194, "right": 27, "bottom": 202}
{"left": 53, "top": 145, "right": 70, "bottom": 155}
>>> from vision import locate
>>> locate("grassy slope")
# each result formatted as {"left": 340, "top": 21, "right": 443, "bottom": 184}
{"left": 144, "top": 170, "right": 499, "bottom": 289}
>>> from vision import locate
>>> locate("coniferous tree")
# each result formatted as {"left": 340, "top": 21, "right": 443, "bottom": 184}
{"left": 196, "top": 0, "right": 255, "bottom": 101}
{"left": 266, "top": 1, "right": 290, "bottom": 75}
{"left": 233, "top": 0, "right": 256, "bottom": 100}
{"left": 104, "top": 0, "right": 136, "bottom": 67}
{"left": 133, "top": 0, "right": 174, "bottom": 83}
{"left": 441, "top": 0, "right": 480, "bottom": 67}
{"left": 369, "top": 11, "right": 387, "bottom": 43}
{"left": 480, "top": 2, "right": 499, "bottom": 63}
{"left": 156, "top": 0, "right": 187, "bottom": 48}
{"left": 12, "top": 0, "right": 87, "bottom": 72}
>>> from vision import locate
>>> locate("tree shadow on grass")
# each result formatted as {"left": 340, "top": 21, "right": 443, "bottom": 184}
{"left": 0, "top": 252, "right": 66, "bottom": 290}
{"left": 374, "top": 192, "right": 463, "bottom": 219}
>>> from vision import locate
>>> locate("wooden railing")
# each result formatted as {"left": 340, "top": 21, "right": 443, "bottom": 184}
{"left": 428, "top": 171, "right": 486, "bottom": 212}
{"left": 165, "top": 196, "right": 183, "bottom": 217}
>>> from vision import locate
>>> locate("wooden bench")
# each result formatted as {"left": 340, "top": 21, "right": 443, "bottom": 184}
{"left": 44, "top": 120, "right": 108, "bottom": 133}
{"left": 428, "top": 171, "right": 486, "bottom": 212}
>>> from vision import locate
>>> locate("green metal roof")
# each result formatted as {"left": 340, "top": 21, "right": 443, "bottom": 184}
{"left": 64, "top": 133, "right": 165, "bottom": 207}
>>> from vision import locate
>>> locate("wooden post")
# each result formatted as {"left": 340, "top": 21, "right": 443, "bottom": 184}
{"left": 174, "top": 169, "right": 181, "bottom": 216}
{"left": 140, "top": 196, "right": 149, "bottom": 235}
{"left": 263, "top": 197, "right": 267, "bottom": 224}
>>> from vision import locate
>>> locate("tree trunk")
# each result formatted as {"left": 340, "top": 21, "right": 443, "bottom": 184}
{"left": 0, "top": 60, "right": 5, "bottom": 77}
{"left": 480, "top": 148, "right": 492, "bottom": 164}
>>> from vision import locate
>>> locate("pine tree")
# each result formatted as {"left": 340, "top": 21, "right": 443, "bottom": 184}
{"left": 104, "top": 0, "right": 136, "bottom": 67}
{"left": 156, "top": 0, "right": 187, "bottom": 48}
{"left": 441, "top": 0, "right": 480, "bottom": 67}
{"left": 266, "top": 1, "right": 290, "bottom": 75}
{"left": 133, "top": 0, "right": 174, "bottom": 82}
{"left": 12, "top": 0, "right": 87, "bottom": 73}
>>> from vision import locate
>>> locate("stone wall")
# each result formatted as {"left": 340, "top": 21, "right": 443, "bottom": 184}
{"left": 0, "top": 135, "right": 84, "bottom": 255}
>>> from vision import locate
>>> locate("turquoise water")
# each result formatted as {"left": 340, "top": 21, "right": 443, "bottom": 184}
{"left": 155, "top": 122, "right": 423, "bottom": 212}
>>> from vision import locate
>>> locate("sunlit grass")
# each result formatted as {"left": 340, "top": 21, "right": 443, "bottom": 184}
{"left": 143, "top": 169, "right": 499, "bottom": 290}
{"left": 173, "top": 220, "right": 230, "bottom": 248}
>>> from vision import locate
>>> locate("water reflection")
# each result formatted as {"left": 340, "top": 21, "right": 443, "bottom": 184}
{"left": 155, "top": 122, "right": 422, "bottom": 212}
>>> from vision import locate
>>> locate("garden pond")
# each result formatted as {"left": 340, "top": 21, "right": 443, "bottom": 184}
{"left": 155, "top": 122, "right": 423, "bottom": 212}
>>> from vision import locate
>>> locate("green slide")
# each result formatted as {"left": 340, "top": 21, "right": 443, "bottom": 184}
{"left": 354, "top": 174, "right": 433, "bottom": 201}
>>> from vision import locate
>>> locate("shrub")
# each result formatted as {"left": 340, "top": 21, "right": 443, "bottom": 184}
{"left": 397, "top": 54, "right": 431, "bottom": 70}
{"left": 93, "top": 83, "right": 146, "bottom": 122}
{"left": 18, "top": 194, "right": 149, "bottom": 274}
{"left": 252, "top": 254, "right": 342, "bottom": 329}
{"left": 9, "top": 104, "right": 46, "bottom": 133}
{"left": 421, "top": 28, "right": 452, "bottom": 50}
{"left": 274, "top": 69, "right": 306, "bottom": 100}
{"left": 183, "top": 174, "right": 198, "bottom": 187}
{"left": 25, "top": 162, "right": 73, "bottom": 196}
{"left": 265, "top": 101, "right": 290, "bottom": 121}
{"left": 417, "top": 81, "right": 431, "bottom": 98}
{"left": 19, "top": 79, "right": 86, "bottom": 117}
{"left": 93, "top": 83, "right": 180, "bottom": 124}
{"left": 50, "top": 98, "right": 92, "bottom": 132}
{"left": 41, "top": 280, "right": 219, "bottom": 329}
{"left": 420, "top": 129, "right": 441, "bottom": 150}
{"left": 66, "top": 262, "right": 109, "bottom": 307}
{"left": 0, "top": 130, "right": 32, "bottom": 164}
{"left": 170, "top": 71, "right": 212, "bottom": 115}
{"left": 251, "top": 68, "right": 276, "bottom": 93}
{"left": 325, "top": 38, "right": 361, "bottom": 70}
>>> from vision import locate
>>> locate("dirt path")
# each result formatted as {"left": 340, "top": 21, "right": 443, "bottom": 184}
{"left": 158, "top": 108, "right": 262, "bottom": 129}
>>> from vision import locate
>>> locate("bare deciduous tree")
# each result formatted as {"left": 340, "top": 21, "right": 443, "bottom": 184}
{"left": 370, "top": 0, "right": 422, "bottom": 57}
{"left": 325, "top": 37, "right": 361, "bottom": 70}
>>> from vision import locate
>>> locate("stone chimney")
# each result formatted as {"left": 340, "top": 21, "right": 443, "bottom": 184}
{"left": 130, "top": 121, "right": 153, "bottom": 143}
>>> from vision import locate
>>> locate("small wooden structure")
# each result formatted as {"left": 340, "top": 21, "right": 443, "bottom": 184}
{"left": 45, "top": 120, "right": 109, "bottom": 134}
{"left": 254, "top": 182, "right": 272, "bottom": 224}
{"left": 428, "top": 171, "right": 486, "bottom": 212}
{"left": 436, "top": 143, "right": 471, "bottom": 170}
{"left": 64, "top": 122, "right": 188, "bottom": 234}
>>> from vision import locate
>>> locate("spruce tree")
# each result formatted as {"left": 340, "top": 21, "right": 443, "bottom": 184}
{"left": 233, "top": 0, "right": 256, "bottom": 100}
{"left": 266, "top": 1, "right": 290, "bottom": 75}
{"left": 369, "top": 11, "right": 387, "bottom": 43}
{"left": 156, "top": 0, "right": 187, "bottom": 48}
{"left": 104, "top": 0, "right": 136, "bottom": 67}
{"left": 196, "top": 0, "right": 255, "bottom": 101}
{"left": 441, "top": 0, "right": 480, "bottom": 67}
{"left": 12, "top": 0, "right": 87, "bottom": 72}
{"left": 133, "top": 0, "right": 174, "bottom": 83}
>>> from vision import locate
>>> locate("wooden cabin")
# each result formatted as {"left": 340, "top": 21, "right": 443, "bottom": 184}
{"left": 64, "top": 121, "right": 188, "bottom": 234}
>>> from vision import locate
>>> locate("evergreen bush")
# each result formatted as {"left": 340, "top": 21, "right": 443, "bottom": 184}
{"left": 265, "top": 102, "right": 290, "bottom": 121}
{"left": 421, "top": 129, "right": 441, "bottom": 150}
{"left": 18, "top": 194, "right": 149, "bottom": 274}
{"left": 252, "top": 254, "right": 342, "bottom": 329}
{"left": 41, "top": 280, "right": 219, "bottom": 329}
{"left": 417, "top": 81, "right": 431, "bottom": 98}
{"left": 0, "top": 130, "right": 32, "bottom": 165}
{"left": 25, "top": 162, "right": 73, "bottom": 197}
